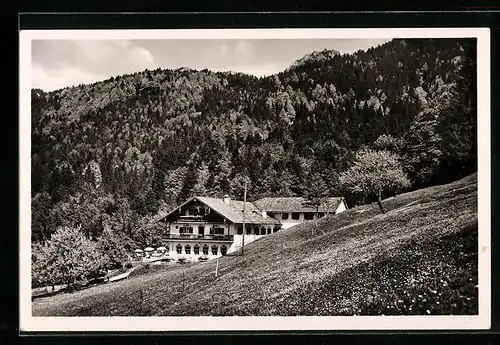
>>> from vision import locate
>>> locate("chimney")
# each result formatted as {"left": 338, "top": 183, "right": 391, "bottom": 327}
{"left": 223, "top": 194, "right": 231, "bottom": 204}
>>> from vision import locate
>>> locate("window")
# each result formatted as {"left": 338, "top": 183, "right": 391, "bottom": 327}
{"left": 185, "top": 245, "right": 191, "bottom": 254}
{"left": 180, "top": 226, "right": 193, "bottom": 234}
{"left": 221, "top": 245, "right": 227, "bottom": 256}
{"left": 238, "top": 225, "right": 243, "bottom": 235}
{"left": 267, "top": 227, "right": 271, "bottom": 235}
{"left": 176, "top": 244, "right": 182, "bottom": 254}
{"left": 202, "top": 245, "right": 209, "bottom": 255}
{"left": 246, "top": 227, "right": 252, "bottom": 235}
{"left": 194, "top": 245, "right": 200, "bottom": 255}
{"left": 304, "top": 212, "right": 314, "bottom": 220}
{"left": 260, "top": 227, "right": 266, "bottom": 235}
{"left": 318, "top": 212, "right": 325, "bottom": 218}
{"left": 213, "top": 226, "right": 225, "bottom": 235}
{"left": 291, "top": 212, "right": 300, "bottom": 220}
{"left": 273, "top": 227, "right": 279, "bottom": 233}
{"left": 211, "top": 245, "right": 218, "bottom": 255}
{"left": 282, "top": 213, "right": 289, "bottom": 220}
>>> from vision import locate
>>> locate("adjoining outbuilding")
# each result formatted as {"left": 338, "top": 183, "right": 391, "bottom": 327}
{"left": 253, "top": 197, "right": 347, "bottom": 229}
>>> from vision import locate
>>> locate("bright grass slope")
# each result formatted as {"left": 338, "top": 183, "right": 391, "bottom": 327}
{"left": 32, "top": 173, "right": 478, "bottom": 316}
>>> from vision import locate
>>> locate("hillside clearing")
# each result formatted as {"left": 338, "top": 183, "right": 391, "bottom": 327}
{"left": 32, "top": 174, "right": 478, "bottom": 316}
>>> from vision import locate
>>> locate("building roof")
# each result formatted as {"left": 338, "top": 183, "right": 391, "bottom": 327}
{"left": 253, "top": 197, "right": 345, "bottom": 213}
{"left": 157, "top": 196, "right": 280, "bottom": 226}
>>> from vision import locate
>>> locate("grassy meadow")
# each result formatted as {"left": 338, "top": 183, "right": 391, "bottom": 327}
{"left": 32, "top": 174, "right": 478, "bottom": 316}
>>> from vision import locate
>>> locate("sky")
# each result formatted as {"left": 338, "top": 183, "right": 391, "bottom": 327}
{"left": 31, "top": 39, "right": 392, "bottom": 92}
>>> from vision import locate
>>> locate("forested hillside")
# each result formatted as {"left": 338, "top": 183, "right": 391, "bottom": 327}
{"left": 31, "top": 38, "right": 477, "bottom": 259}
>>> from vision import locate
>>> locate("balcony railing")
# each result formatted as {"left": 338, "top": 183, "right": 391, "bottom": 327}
{"left": 163, "top": 233, "right": 234, "bottom": 241}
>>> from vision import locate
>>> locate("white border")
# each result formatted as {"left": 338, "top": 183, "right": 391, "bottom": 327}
{"left": 19, "top": 28, "right": 491, "bottom": 332}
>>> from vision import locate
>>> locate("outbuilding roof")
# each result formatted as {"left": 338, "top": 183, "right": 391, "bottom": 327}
{"left": 253, "top": 197, "right": 345, "bottom": 213}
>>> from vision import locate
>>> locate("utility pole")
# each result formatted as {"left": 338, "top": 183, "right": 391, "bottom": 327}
{"left": 241, "top": 180, "right": 247, "bottom": 256}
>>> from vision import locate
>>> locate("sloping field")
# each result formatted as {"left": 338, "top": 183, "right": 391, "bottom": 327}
{"left": 32, "top": 174, "right": 478, "bottom": 316}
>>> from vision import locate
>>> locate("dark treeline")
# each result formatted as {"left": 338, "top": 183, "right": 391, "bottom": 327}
{"left": 31, "top": 38, "right": 477, "bottom": 252}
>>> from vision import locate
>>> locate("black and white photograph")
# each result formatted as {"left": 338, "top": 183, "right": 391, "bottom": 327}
{"left": 19, "top": 28, "right": 491, "bottom": 332}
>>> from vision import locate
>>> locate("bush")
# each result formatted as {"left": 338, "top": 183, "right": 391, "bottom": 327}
{"left": 125, "top": 262, "right": 133, "bottom": 269}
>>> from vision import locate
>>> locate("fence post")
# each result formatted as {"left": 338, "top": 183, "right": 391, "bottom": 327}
{"left": 139, "top": 288, "right": 143, "bottom": 313}
{"left": 182, "top": 269, "right": 185, "bottom": 292}
{"left": 215, "top": 258, "right": 219, "bottom": 278}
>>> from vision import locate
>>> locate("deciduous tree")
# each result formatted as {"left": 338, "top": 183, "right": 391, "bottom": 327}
{"left": 340, "top": 149, "right": 411, "bottom": 214}
{"left": 31, "top": 226, "right": 104, "bottom": 289}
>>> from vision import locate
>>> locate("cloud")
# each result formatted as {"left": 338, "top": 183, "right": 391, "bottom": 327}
{"left": 220, "top": 43, "right": 229, "bottom": 54}
{"left": 32, "top": 40, "right": 157, "bottom": 91}
{"left": 234, "top": 40, "right": 251, "bottom": 55}
{"left": 32, "top": 62, "right": 107, "bottom": 91}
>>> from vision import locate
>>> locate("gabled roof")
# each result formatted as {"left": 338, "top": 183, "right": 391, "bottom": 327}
{"left": 156, "top": 196, "right": 280, "bottom": 226}
{"left": 253, "top": 197, "right": 345, "bottom": 213}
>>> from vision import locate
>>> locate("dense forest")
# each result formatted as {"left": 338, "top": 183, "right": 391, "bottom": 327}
{"left": 31, "top": 39, "right": 477, "bottom": 279}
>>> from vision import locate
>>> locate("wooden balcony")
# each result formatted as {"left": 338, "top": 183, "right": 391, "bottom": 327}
{"left": 163, "top": 233, "right": 234, "bottom": 241}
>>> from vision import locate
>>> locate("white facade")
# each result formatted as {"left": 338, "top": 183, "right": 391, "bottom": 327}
{"left": 269, "top": 211, "right": 321, "bottom": 229}
{"left": 335, "top": 200, "right": 347, "bottom": 213}
{"left": 267, "top": 201, "right": 347, "bottom": 229}
{"left": 229, "top": 234, "right": 267, "bottom": 253}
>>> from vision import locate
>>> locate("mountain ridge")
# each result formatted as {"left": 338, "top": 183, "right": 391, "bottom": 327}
{"left": 32, "top": 46, "right": 362, "bottom": 94}
{"left": 286, "top": 48, "right": 342, "bottom": 71}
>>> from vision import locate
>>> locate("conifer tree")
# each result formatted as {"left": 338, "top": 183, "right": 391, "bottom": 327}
{"left": 303, "top": 171, "right": 329, "bottom": 231}
{"left": 403, "top": 108, "right": 443, "bottom": 188}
